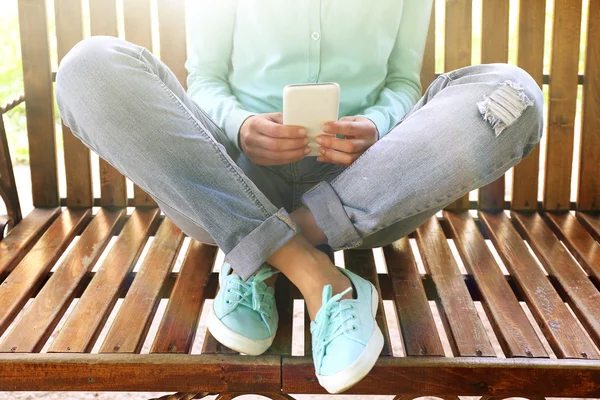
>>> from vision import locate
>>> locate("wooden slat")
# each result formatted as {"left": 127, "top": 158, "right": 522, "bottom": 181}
{"left": 479, "top": 211, "right": 599, "bottom": 359}
{"left": 444, "top": 0, "right": 472, "bottom": 211}
{"left": 478, "top": 0, "right": 510, "bottom": 211}
{"left": 544, "top": 212, "right": 600, "bottom": 284}
{"left": 0, "top": 209, "right": 125, "bottom": 353}
{"left": 383, "top": 238, "right": 445, "bottom": 357}
{"left": 0, "top": 353, "right": 282, "bottom": 393}
{"left": 577, "top": 0, "right": 600, "bottom": 211}
{"left": 282, "top": 356, "right": 600, "bottom": 397}
{"left": 444, "top": 210, "right": 547, "bottom": 358}
{"left": 420, "top": 4, "right": 436, "bottom": 93}
{"left": 123, "top": 0, "right": 157, "bottom": 207}
{"left": 577, "top": 212, "right": 600, "bottom": 241}
{"left": 99, "top": 217, "right": 184, "bottom": 353}
{"left": 511, "top": 211, "right": 600, "bottom": 348}
{"left": 55, "top": 0, "right": 93, "bottom": 208}
{"left": 0, "top": 209, "right": 91, "bottom": 336}
{"left": 17, "top": 0, "right": 59, "bottom": 207}
{"left": 157, "top": 0, "right": 187, "bottom": 87}
{"left": 543, "top": 0, "right": 583, "bottom": 210}
{"left": 151, "top": 241, "right": 217, "bottom": 353}
{"left": 0, "top": 208, "right": 61, "bottom": 281}
{"left": 49, "top": 208, "right": 160, "bottom": 353}
{"left": 414, "top": 216, "right": 495, "bottom": 357}
{"left": 344, "top": 249, "right": 392, "bottom": 356}
{"left": 512, "top": 0, "right": 546, "bottom": 210}
{"left": 89, "top": 0, "right": 127, "bottom": 208}
{"left": 265, "top": 276, "right": 294, "bottom": 356}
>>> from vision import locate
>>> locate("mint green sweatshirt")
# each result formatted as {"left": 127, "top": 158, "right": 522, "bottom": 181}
{"left": 185, "top": 0, "right": 433, "bottom": 151}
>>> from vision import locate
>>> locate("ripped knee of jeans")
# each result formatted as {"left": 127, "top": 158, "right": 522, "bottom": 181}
{"left": 477, "top": 80, "right": 535, "bottom": 137}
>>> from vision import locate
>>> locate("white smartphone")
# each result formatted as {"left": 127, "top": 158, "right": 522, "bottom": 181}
{"left": 283, "top": 82, "right": 340, "bottom": 157}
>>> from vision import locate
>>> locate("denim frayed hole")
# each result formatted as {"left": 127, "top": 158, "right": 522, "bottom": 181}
{"left": 477, "top": 80, "right": 534, "bottom": 137}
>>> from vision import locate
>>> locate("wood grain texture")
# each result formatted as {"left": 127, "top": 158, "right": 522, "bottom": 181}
{"left": 0, "top": 353, "right": 281, "bottom": 393}
{"left": 99, "top": 217, "right": 184, "bottom": 353}
{"left": 420, "top": 4, "right": 436, "bottom": 94}
{"left": 479, "top": 211, "right": 599, "bottom": 359}
{"left": 0, "top": 208, "right": 61, "bottom": 281}
{"left": 577, "top": 0, "right": 600, "bottom": 211}
{"left": 511, "top": 211, "right": 600, "bottom": 348}
{"left": 383, "top": 238, "right": 445, "bottom": 357}
{"left": 444, "top": 210, "right": 547, "bottom": 358}
{"left": 282, "top": 356, "right": 600, "bottom": 396}
{"left": 157, "top": 0, "right": 187, "bottom": 87}
{"left": 478, "top": 0, "right": 510, "bottom": 211}
{"left": 543, "top": 0, "right": 583, "bottom": 210}
{"left": 151, "top": 241, "right": 217, "bottom": 354}
{"left": 0, "top": 209, "right": 125, "bottom": 353}
{"left": 17, "top": 0, "right": 59, "bottom": 207}
{"left": 89, "top": 0, "right": 127, "bottom": 207}
{"left": 123, "top": 0, "right": 157, "bottom": 207}
{"left": 55, "top": 0, "right": 93, "bottom": 208}
{"left": 444, "top": 0, "right": 472, "bottom": 211}
{"left": 49, "top": 208, "right": 160, "bottom": 353}
{"left": 512, "top": 0, "right": 546, "bottom": 210}
{"left": 414, "top": 216, "right": 495, "bottom": 357}
{"left": 577, "top": 212, "right": 600, "bottom": 241}
{"left": 0, "top": 209, "right": 91, "bottom": 336}
{"left": 544, "top": 211, "right": 600, "bottom": 284}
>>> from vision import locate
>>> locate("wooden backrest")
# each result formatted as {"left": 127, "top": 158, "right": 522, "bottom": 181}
{"left": 16, "top": 0, "right": 599, "bottom": 212}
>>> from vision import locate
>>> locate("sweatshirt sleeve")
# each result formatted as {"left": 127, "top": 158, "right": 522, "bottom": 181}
{"left": 356, "top": 0, "right": 433, "bottom": 140}
{"left": 184, "top": 0, "right": 254, "bottom": 152}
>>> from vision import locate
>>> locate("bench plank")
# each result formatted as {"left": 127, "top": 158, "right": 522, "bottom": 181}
{"left": 344, "top": 249, "right": 392, "bottom": 356}
{"left": 544, "top": 212, "right": 600, "bottom": 284}
{"left": 543, "top": 0, "right": 583, "bottom": 210}
{"left": 157, "top": 0, "right": 187, "bottom": 87}
{"left": 577, "top": 0, "right": 600, "bottom": 211}
{"left": 420, "top": 5, "right": 436, "bottom": 93}
{"left": 479, "top": 211, "right": 599, "bottom": 358}
{"left": 511, "top": 211, "right": 600, "bottom": 349}
{"left": 123, "top": 0, "right": 158, "bottom": 207}
{"left": 89, "top": 0, "right": 127, "bottom": 208}
{"left": 383, "top": 238, "right": 445, "bottom": 357}
{"left": 151, "top": 241, "right": 217, "bottom": 354}
{"left": 99, "top": 217, "right": 184, "bottom": 353}
{"left": 577, "top": 212, "right": 600, "bottom": 241}
{"left": 49, "top": 209, "right": 159, "bottom": 353}
{"left": 0, "top": 209, "right": 124, "bottom": 353}
{"left": 0, "top": 208, "right": 61, "bottom": 281}
{"left": 415, "top": 216, "right": 495, "bottom": 357}
{"left": 17, "top": 0, "right": 59, "bottom": 207}
{"left": 55, "top": 0, "right": 93, "bottom": 208}
{"left": 444, "top": 0, "right": 472, "bottom": 211}
{"left": 512, "top": 0, "right": 546, "bottom": 210}
{"left": 0, "top": 209, "right": 91, "bottom": 336}
{"left": 478, "top": 0, "right": 509, "bottom": 211}
{"left": 444, "top": 210, "right": 547, "bottom": 358}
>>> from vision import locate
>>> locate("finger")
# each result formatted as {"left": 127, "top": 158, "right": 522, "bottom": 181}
{"left": 253, "top": 146, "right": 310, "bottom": 163}
{"left": 256, "top": 118, "right": 306, "bottom": 139}
{"left": 315, "top": 136, "right": 370, "bottom": 153}
{"left": 268, "top": 112, "right": 284, "bottom": 124}
{"left": 249, "top": 133, "right": 310, "bottom": 152}
{"left": 317, "top": 146, "right": 360, "bottom": 166}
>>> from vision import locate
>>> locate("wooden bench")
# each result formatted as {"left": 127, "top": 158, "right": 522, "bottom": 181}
{"left": 1, "top": 0, "right": 599, "bottom": 398}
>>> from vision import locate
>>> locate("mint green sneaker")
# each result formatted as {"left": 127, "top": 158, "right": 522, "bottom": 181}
{"left": 207, "top": 262, "right": 279, "bottom": 355}
{"left": 310, "top": 267, "right": 384, "bottom": 393}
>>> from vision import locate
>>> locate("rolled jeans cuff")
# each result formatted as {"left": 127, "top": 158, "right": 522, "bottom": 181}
{"left": 301, "top": 181, "right": 364, "bottom": 251}
{"left": 223, "top": 207, "right": 301, "bottom": 281}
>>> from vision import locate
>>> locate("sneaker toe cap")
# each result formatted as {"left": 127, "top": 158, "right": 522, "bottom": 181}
{"left": 221, "top": 309, "right": 274, "bottom": 340}
{"left": 318, "top": 336, "right": 365, "bottom": 376}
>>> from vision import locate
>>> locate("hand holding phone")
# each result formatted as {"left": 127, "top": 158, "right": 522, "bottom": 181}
{"left": 283, "top": 82, "right": 340, "bottom": 157}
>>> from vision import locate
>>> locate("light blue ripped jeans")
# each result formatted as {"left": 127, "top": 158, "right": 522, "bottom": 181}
{"left": 55, "top": 36, "right": 544, "bottom": 280}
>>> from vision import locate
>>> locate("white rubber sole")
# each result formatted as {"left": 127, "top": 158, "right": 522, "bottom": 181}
{"left": 316, "top": 282, "right": 384, "bottom": 394}
{"left": 207, "top": 306, "right": 276, "bottom": 356}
